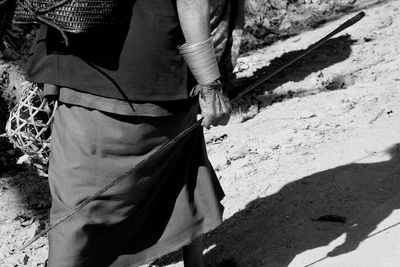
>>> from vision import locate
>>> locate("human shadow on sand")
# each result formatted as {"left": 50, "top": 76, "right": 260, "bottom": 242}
{"left": 229, "top": 34, "right": 357, "bottom": 98}
{"left": 199, "top": 144, "right": 400, "bottom": 267}
{"left": 228, "top": 34, "right": 357, "bottom": 113}
{"left": 152, "top": 144, "right": 400, "bottom": 266}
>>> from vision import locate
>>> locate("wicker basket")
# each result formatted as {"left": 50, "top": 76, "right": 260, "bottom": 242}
{"left": 13, "top": 0, "right": 119, "bottom": 33}
{"left": 5, "top": 82, "right": 58, "bottom": 167}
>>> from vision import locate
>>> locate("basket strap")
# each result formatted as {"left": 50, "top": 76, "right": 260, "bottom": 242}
{"left": 19, "top": 0, "right": 72, "bottom": 15}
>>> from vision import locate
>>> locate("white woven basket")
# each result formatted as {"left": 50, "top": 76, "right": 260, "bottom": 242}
{"left": 5, "top": 82, "right": 57, "bottom": 166}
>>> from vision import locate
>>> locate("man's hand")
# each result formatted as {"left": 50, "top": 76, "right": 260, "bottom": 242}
{"left": 197, "top": 80, "right": 232, "bottom": 128}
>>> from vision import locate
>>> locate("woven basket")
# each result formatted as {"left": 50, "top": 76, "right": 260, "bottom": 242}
{"left": 5, "top": 82, "right": 58, "bottom": 167}
{"left": 13, "top": 0, "right": 119, "bottom": 33}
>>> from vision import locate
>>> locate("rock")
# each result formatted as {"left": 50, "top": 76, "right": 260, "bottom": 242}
{"left": 262, "top": 19, "right": 271, "bottom": 29}
{"left": 256, "top": 145, "right": 273, "bottom": 156}
{"left": 30, "top": 245, "right": 48, "bottom": 266}
{"left": 26, "top": 220, "right": 41, "bottom": 239}
{"left": 279, "top": 16, "right": 293, "bottom": 31}
{"left": 208, "top": 153, "right": 229, "bottom": 171}
{"left": 20, "top": 218, "right": 33, "bottom": 227}
{"left": 229, "top": 145, "right": 250, "bottom": 161}
{"left": 206, "top": 133, "right": 228, "bottom": 144}
{"left": 270, "top": 144, "right": 281, "bottom": 150}
{"left": 298, "top": 110, "right": 317, "bottom": 119}
{"left": 235, "top": 61, "right": 250, "bottom": 73}
{"left": 270, "top": 0, "right": 287, "bottom": 10}
{"left": 239, "top": 104, "right": 259, "bottom": 123}
{"left": 23, "top": 254, "right": 29, "bottom": 265}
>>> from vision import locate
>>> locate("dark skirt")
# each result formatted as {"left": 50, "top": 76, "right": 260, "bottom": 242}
{"left": 47, "top": 103, "right": 224, "bottom": 267}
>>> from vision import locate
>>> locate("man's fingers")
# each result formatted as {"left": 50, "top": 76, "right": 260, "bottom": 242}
{"left": 202, "top": 101, "right": 230, "bottom": 128}
{"left": 201, "top": 115, "right": 213, "bottom": 128}
{"left": 220, "top": 94, "right": 232, "bottom": 113}
{"left": 214, "top": 95, "right": 231, "bottom": 126}
{"left": 198, "top": 80, "right": 232, "bottom": 128}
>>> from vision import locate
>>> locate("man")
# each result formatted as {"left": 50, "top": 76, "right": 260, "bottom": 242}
{"left": 25, "top": 0, "right": 244, "bottom": 266}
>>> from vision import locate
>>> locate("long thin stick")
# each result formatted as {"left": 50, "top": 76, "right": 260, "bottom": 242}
{"left": 228, "top": 11, "right": 365, "bottom": 100}
{"left": 17, "top": 11, "right": 366, "bottom": 252}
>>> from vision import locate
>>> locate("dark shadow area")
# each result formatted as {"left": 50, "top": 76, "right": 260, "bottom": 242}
{"left": 0, "top": 69, "right": 10, "bottom": 133}
{"left": 228, "top": 34, "right": 356, "bottom": 115}
{"left": 204, "top": 144, "right": 400, "bottom": 266}
{"left": 1, "top": 170, "right": 51, "bottom": 212}
{"left": 0, "top": 70, "right": 23, "bottom": 173}
{"left": 153, "top": 144, "right": 400, "bottom": 266}
{"left": 0, "top": 93, "right": 8, "bottom": 133}
{"left": 230, "top": 34, "right": 356, "bottom": 99}
{"left": 0, "top": 169, "right": 50, "bottom": 246}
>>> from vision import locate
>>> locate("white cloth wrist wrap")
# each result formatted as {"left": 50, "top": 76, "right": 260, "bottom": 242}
{"left": 179, "top": 37, "right": 221, "bottom": 85}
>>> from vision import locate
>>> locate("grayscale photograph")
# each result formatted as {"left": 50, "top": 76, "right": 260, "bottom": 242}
{"left": 0, "top": 0, "right": 399, "bottom": 266}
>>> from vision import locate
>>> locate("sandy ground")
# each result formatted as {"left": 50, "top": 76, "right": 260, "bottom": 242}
{"left": 1, "top": 0, "right": 400, "bottom": 266}
{"left": 155, "top": 1, "right": 400, "bottom": 266}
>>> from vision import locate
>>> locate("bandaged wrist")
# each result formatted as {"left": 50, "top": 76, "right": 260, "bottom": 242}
{"left": 179, "top": 37, "right": 221, "bottom": 85}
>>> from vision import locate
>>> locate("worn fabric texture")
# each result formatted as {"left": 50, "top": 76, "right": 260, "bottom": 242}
{"left": 48, "top": 103, "right": 224, "bottom": 267}
{"left": 25, "top": 0, "right": 190, "bottom": 101}
{"left": 25, "top": 0, "right": 242, "bottom": 103}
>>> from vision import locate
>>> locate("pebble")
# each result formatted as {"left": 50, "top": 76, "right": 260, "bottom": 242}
{"left": 298, "top": 111, "right": 317, "bottom": 119}
{"left": 208, "top": 153, "right": 229, "bottom": 171}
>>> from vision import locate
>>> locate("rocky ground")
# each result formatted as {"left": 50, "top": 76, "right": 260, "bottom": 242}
{"left": 1, "top": 0, "right": 399, "bottom": 266}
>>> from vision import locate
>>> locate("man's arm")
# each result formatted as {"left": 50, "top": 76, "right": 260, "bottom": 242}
{"left": 220, "top": 0, "right": 245, "bottom": 84}
{"left": 177, "top": 0, "right": 232, "bottom": 128}
{"left": 176, "top": 0, "right": 210, "bottom": 44}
